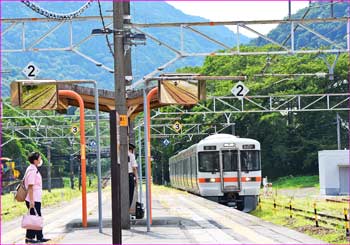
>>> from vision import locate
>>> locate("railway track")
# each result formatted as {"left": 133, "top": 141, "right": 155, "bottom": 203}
{"left": 22, "top": 86, "right": 52, "bottom": 106}
{"left": 42, "top": 92, "right": 57, "bottom": 109}
{"left": 21, "top": 86, "right": 56, "bottom": 109}
{"left": 163, "top": 81, "right": 197, "bottom": 104}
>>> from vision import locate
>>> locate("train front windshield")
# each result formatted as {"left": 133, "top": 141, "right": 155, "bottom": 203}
{"left": 240, "top": 150, "right": 260, "bottom": 171}
{"left": 199, "top": 150, "right": 261, "bottom": 172}
{"left": 222, "top": 150, "right": 261, "bottom": 171}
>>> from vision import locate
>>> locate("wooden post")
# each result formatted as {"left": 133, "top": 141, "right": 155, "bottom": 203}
{"left": 344, "top": 208, "right": 349, "bottom": 237}
{"left": 289, "top": 200, "right": 292, "bottom": 218}
{"left": 313, "top": 202, "right": 319, "bottom": 227}
{"left": 259, "top": 195, "right": 262, "bottom": 210}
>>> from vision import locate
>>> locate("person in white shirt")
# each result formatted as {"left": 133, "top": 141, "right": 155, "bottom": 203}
{"left": 128, "top": 143, "right": 138, "bottom": 207}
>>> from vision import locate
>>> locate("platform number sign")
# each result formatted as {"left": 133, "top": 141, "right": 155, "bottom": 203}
{"left": 71, "top": 125, "right": 79, "bottom": 135}
{"left": 163, "top": 139, "right": 170, "bottom": 147}
{"left": 22, "top": 62, "right": 40, "bottom": 80}
{"left": 231, "top": 81, "right": 249, "bottom": 100}
{"left": 172, "top": 121, "right": 182, "bottom": 133}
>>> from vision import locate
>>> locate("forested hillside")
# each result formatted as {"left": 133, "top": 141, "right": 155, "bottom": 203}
{"left": 252, "top": 1, "right": 349, "bottom": 47}
{"left": 2, "top": 1, "right": 349, "bottom": 182}
{"left": 1, "top": 1, "right": 248, "bottom": 95}
{"left": 151, "top": 1, "right": 350, "bottom": 181}
{"left": 151, "top": 45, "right": 348, "bottom": 181}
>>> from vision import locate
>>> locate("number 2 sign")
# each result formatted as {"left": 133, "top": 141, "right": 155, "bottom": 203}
{"left": 231, "top": 81, "right": 249, "bottom": 100}
{"left": 22, "top": 62, "right": 40, "bottom": 80}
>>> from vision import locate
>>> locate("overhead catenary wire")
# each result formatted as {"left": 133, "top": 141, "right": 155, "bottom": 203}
{"left": 97, "top": 0, "right": 114, "bottom": 57}
{"left": 21, "top": 0, "right": 93, "bottom": 20}
{"left": 261, "top": 3, "right": 313, "bottom": 74}
{"left": 260, "top": 1, "right": 343, "bottom": 74}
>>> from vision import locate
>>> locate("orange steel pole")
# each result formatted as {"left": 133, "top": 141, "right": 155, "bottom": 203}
{"left": 58, "top": 90, "right": 87, "bottom": 227}
{"left": 147, "top": 87, "right": 158, "bottom": 224}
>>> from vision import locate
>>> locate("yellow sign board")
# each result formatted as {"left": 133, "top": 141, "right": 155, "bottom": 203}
{"left": 172, "top": 121, "right": 182, "bottom": 132}
{"left": 120, "top": 115, "right": 128, "bottom": 127}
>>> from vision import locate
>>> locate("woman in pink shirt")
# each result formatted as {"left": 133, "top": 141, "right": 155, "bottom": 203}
{"left": 24, "top": 152, "right": 50, "bottom": 244}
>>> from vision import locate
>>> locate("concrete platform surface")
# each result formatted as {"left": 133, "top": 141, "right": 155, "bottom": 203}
{"left": 2, "top": 186, "right": 325, "bottom": 244}
{"left": 59, "top": 186, "right": 324, "bottom": 244}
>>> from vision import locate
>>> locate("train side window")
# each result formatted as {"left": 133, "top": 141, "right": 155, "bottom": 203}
{"left": 198, "top": 151, "right": 219, "bottom": 172}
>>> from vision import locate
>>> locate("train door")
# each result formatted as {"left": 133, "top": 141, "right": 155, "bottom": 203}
{"left": 189, "top": 156, "right": 193, "bottom": 190}
{"left": 220, "top": 149, "right": 241, "bottom": 192}
{"left": 192, "top": 155, "right": 198, "bottom": 191}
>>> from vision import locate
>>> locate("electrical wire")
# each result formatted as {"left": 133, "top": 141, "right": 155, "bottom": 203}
{"left": 260, "top": 1, "right": 343, "bottom": 74}
{"left": 97, "top": 0, "right": 114, "bottom": 57}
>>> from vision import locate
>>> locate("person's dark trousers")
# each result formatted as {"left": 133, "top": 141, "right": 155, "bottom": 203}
{"left": 25, "top": 201, "right": 43, "bottom": 240}
{"left": 129, "top": 173, "right": 135, "bottom": 207}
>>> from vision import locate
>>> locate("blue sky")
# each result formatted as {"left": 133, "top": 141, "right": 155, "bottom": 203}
{"left": 167, "top": 1, "right": 309, "bottom": 37}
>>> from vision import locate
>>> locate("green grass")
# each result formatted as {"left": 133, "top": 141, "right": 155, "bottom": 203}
{"left": 252, "top": 190, "right": 349, "bottom": 244}
{"left": 2, "top": 176, "right": 99, "bottom": 222}
{"left": 252, "top": 207, "right": 349, "bottom": 244}
{"left": 272, "top": 175, "right": 320, "bottom": 189}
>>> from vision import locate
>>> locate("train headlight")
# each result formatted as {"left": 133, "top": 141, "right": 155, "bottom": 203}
{"left": 223, "top": 143, "right": 235, "bottom": 147}
{"left": 245, "top": 177, "right": 251, "bottom": 181}
{"left": 210, "top": 178, "right": 216, "bottom": 183}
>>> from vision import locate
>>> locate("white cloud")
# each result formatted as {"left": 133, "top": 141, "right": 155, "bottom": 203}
{"left": 167, "top": 1, "right": 309, "bottom": 38}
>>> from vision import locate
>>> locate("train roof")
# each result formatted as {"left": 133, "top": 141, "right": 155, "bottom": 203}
{"left": 170, "top": 134, "right": 260, "bottom": 160}
{"left": 197, "top": 134, "right": 260, "bottom": 146}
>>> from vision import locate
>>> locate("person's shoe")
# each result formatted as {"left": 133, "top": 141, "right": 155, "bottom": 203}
{"left": 37, "top": 238, "right": 51, "bottom": 243}
{"left": 25, "top": 238, "right": 39, "bottom": 244}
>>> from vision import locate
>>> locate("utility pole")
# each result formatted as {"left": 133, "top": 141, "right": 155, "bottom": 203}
{"left": 116, "top": 0, "right": 130, "bottom": 231}
{"left": 110, "top": 110, "right": 121, "bottom": 244}
{"left": 113, "top": 2, "right": 129, "bottom": 243}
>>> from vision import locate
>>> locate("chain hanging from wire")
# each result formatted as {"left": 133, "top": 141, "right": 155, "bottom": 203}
{"left": 21, "top": 0, "right": 93, "bottom": 20}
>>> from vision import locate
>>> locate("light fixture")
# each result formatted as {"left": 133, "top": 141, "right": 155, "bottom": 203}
{"left": 91, "top": 28, "right": 113, "bottom": 35}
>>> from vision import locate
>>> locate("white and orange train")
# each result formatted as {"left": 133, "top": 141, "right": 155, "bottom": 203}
{"left": 169, "top": 134, "right": 261, "bottom": 212}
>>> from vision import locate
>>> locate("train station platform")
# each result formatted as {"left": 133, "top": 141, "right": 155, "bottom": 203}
{"left": 57, "top": 185, "right": 324, "bottom": 244}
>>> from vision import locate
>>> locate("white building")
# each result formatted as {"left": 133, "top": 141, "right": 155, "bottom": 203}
{"left": 318, "top": 150, "right": 349, "bottom": 195}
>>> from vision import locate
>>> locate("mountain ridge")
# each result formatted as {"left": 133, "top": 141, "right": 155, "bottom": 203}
{"left": 1, "top": 1, "right": 249, "bottom": 95}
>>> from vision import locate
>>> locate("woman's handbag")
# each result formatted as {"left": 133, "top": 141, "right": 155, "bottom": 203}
{"left": 14, "top": 168, "right": 34, "bottom": 202}
{"left": 14, "top": 180, "right": 27, "bottom": 202}
{"left": 21, "top": 208, "right": 43, "bottom": 230}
